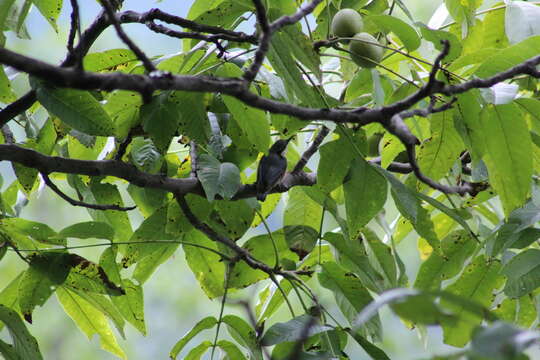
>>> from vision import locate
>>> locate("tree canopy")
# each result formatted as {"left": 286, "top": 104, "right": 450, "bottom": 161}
{"left": 1, "top": 0, "right": 540, "bottom": 359}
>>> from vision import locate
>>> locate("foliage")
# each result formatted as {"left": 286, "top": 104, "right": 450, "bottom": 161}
{"left": 0, "top": 0, "right": 540, "bottom": 359}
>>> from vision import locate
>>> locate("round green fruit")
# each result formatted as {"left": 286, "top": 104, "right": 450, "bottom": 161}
{"left": 331, "top": 9, "right": 364, "bottom": 41}
{"left": 349, "top": 32, "right": 383, "bottom": 68}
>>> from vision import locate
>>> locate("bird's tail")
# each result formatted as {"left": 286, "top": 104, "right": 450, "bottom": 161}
{"left": 257, "top": 193, "right": 267, "bottom": 201}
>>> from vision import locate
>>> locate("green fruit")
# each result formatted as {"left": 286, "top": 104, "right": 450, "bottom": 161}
{"left": 331, "top": 9, "right": 364, "bottom": 41}
{"left": 349, "top": 32, "right": 383, "bottom": 68}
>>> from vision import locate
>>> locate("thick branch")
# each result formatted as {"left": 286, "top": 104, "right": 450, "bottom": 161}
{"left": 0, "top": 144, "right": 315, "bottom": 199}
{"left": 0, "top": 46, "right": 382, "bottom": 125}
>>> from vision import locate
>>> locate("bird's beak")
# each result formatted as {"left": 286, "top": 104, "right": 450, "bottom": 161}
{"left": 286, "top": 136, "right": 294, "bottom": 143}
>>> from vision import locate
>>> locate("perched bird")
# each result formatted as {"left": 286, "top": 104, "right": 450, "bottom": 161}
{"left": 256, "top": 138, "right": 292, "bottom": 201}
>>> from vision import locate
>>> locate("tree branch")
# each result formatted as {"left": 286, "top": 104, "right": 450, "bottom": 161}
{"left": 270, "top": 0, "right": 323, "bottom": 32}
{"left": 175, "top": 195, "right": 313, "bottom": 277}
{"left": 292, "top": 126, "right": 330, "bottom": 173}
{"left": 0, "top": 144, "right": 315, "bottom": 199}
{"left": 243, "top": 0, "right": 271, "bottom": 83}
{"left": 101, "top": 0, "right": 156, "bottom": 74}
{"left": 41, "top": 172, "right": 136, "bottom": 211}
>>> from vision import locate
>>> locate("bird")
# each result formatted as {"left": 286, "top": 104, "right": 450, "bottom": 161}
{"left": 255, "top": 137, "right": 292, "bottom": 201}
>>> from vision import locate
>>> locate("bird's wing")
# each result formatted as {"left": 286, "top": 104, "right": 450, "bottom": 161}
{"left": 256, "top": 154, "right": 287, "bottom": 194}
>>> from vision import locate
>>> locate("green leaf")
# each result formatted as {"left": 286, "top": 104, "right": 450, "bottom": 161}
{"left": 216, "top": 63, "right": 270, "bottom": 152}
{"left": 475, "top": 35, "right": 540, "bottom": 78}
{"left": 502, "top": 249, "right": 540, "bottom": 298}
{"left": 83, "top": 49, "right": 138, "bottom": 72}
{"left": 414, "top": 230, "right": 476, "bottom": 290}
{"left": 122, "top": 206, "right": 171, "bottom": 267}
{"left": 267, "top": 32, "right": 324, "bottom": 107}
{"left": 88, "top": 181, "right": 133, "bottom": 242}
{"left": 444, "top": 0, "right": 481, "bottom": 27}
{"left": 283, "top": 225, "right": 318, "bottom": 260}
{"left": 277, "top": 16, "right": 321, "bottom": 79}
{"left": 362, "top": 227, "right": 397, "bottom": 288}
{"left": 261, "top": 314, "right": 333, "bottom": 346}
{"left": 418, "top": 23, "right": 462, "bottom": 62}
{"left": 127, "top": 185, "right": 167, "bottom": 218}
{"left": 284, "top": 187, "right": 323, "bottom": 231}
{"left": 34, "top": 82, "right": 115, "bottom": 136}
{"left": 56, "top": 287, "right": 126, "bottom": 359}
{"left": 197, "top": 154, "right": 241, "bottom": 201}
{"left": 480, "top": 104, "right": 532, "bottom": 216}
{"left": 0, "top": 65, "right": 16, "bottom": 103}
{"left": 0, "top": 217, "right": 64, "bottom": 245}
{"left": 58, "top": 221, "right": 114, "bottom": 241}
{"left": 441, "top": 255, "right": 504, "bottom": 347}
{"left": 140, "top": 92, "right": 180, "bottom": 152}
{"left": 344, "top": 159, "right": 387, "bottom": 240}
{"left": 366, "top": 15, "right": 421, "bottom": 51}
{"left": 133, "top": 241, "right": 179, "bottom": 284}
{"left": 0, "top": 304, "right": 43, "bottom": 360}
{"left": 0, "top": 273, "right": 23, "bottom": 321}
{"left": 222, "top": 315, "right": 262, "bottom": 360}
{"left": 505, "top": 1, "right": 540, "bottom": 44}
{"left": 166, "top": 195, "right": 213, "bottom": 235}
{"left": 470, "top": 322, "right": 539, "bottom": 360}
{"left": 316, "top": 138, "right": 354, "bottom": 193}
{"left": 480, "top": 7, "right": 508, "bottom": 50}
{"left": 0, "top": 0, "right": 17, "bottom": 35}
{"left": 375, "top": 169, "right": 440, "bottom": 251}
{"left": 255, "top": 278, "right": 294, "bottom": 323}
{"left": 33, "top": 0, "right": 62, "bottom": 32}
{"left": 130, "top": 137, "right": 163, "bottom": 174}
{"left": 170, "top": 91, "right": 209, "bottom": 144}
{"left": 229, "top": 231, "right": 297, "bottom": 289}
{"left": 69, "top": 289, "right": 126, "bottom": 338}
{"left": 348, "top": 332, "right": 390, "bottom": 360}
{"left": 184, "top": 341, "right": 212, "bottom": 360}
{"left": 319, "top": 262, "right": 381, "bottom": 339}
{"left": 188, "top": 0, "right": 251, "bottom": 27}
{"left": 12, "top": 118, "right": 57, "bottom": 194}
{"left": 67, "top": 134, "right": 106, "bottom": 161}
{"left": 216, "top": 340, "right": 247, "bottom": 360}
{"left": 391, "top": 293, "right": 456, "bottom": 325}
{"left": 183, "top": 230, "right": 226, "bottom": 298}
{"left": 453, "top": 91, "right": 484, "bottom": 161}
{"left": 170, "top": 316, "right": 217, "bottom": 359}
{"left": 110, "top": 279, "right": 145, "bottom": 334}
{"left": 417, "top": 110, "right": 464, "bottom": 181}
{"left": 103, "top": 90, "right": 142, "bottom": 139}
{"left": 487, "top": 200, "right": 540, "bottom": 256}
{"left": 18, "top": 252, "right": 71, "bottom": 323}
{"left": 64, "top": 254, "right": 124, "bottom": 296}
{"left": 324, "top": 232, "right": 383, "bottom": 292}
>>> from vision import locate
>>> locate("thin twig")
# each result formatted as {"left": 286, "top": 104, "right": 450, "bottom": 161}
{"left": 41, "top": 172, "right": 137, "bottom": 211}
{"left": 292, "top": 126, "right": 330, "bottom": 173}
{"left": 243, "top": 0, "right": 271, "bottom": 83}
{"left": 101, "top": 0, "right": 156, "bottom": 73}
{"left": 67, "top": 0, "right": 83, "bottom": 70}
{"left": 114, "top": 129, "right": 134, "bottom": 161}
